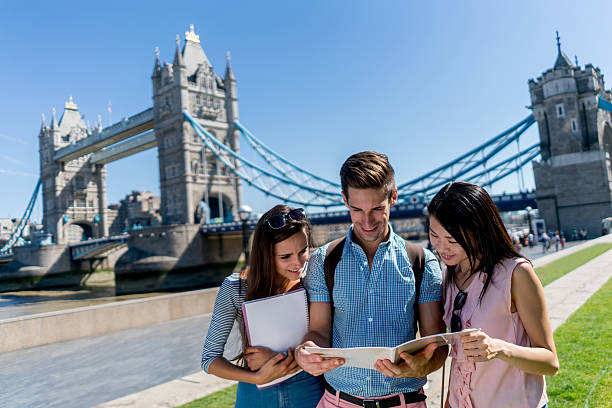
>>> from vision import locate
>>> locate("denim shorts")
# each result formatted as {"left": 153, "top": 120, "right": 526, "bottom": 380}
{"left": 235, "top": 370, "right": 323, "bottom": 408}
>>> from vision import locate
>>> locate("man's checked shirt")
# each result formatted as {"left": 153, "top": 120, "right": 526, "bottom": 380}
{"left": 304, "top": 224, "right": 442, "bottom": 397}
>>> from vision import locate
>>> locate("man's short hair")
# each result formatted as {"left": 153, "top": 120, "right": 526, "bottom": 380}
{"left": 340, "top": 151, "right": 396, "bottom": 200}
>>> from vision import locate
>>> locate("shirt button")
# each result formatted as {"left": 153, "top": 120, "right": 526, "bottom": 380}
{"left": 369, "top": 289, "right": 374, "bottom": 294}
{"left": 366, "top": 376, "right": 371, "bottom": 381}
{"left": 368, "top": 317, "right": 373, "bottom": 322}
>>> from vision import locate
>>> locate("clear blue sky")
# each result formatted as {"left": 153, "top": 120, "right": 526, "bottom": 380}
{"left": 1, "top": 0, "right": 612, "bottom": 220}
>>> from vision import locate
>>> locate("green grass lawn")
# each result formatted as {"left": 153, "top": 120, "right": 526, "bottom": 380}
{"left": 179, "top": 244, "right": 612, "bottom": 408}
{"left": 534, "top": 243, "right": 612, "bottom": 286}
{"left": 178, "top": 384, "right": 237, "bottom": 408}
{"left": 546, "top": 277, "right": 612, "bottom": 407}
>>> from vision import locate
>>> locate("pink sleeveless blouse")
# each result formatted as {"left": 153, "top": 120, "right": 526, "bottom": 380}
{"left": 443, "top": 258, "right": 548, "bottom": 408}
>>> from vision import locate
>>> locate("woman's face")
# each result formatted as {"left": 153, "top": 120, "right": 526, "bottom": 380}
{"left": 429, "top": 216, "right": 469, "bottom": 270}
{"left": 274, "top": 228, "right": 309, "bottom": 284}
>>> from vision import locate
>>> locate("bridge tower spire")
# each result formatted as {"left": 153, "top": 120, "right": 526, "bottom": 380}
{"left": 528, "top": 36, "right": 612, "bottom": 237}
{"left": 39, "top": 98, "right": 109, "bottom": 243}
{"left": 152, "top": 46, "right": 162, "bottom": 81}
{"left": 152, "top": 24, "right": 242, "bottom": 225}
{"left": 553, "top": 31, "right": 573, "bottom": 70}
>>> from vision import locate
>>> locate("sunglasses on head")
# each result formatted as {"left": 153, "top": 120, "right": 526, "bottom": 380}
{"left": 265, "top": 208, "right": 305, "bottom": 230}
{"left": 450, "top": 289, "right": 467, "bottom": 332}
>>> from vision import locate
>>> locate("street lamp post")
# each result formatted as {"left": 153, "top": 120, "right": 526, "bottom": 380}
{"left": 238, "top": 205, "right": 253, "bottom": 267}
{"left": 525, "top": 206, "right": 533, "bottom": 236}
{"left": 525, "top": 206, "right": 535, "bottom": 247}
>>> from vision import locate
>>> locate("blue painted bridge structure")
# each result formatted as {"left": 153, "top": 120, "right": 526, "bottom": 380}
{"left": 14, "top": 71, "right": 612, "bottom": 252}
{"left": 2, "top": 105, "right": 543, "bottom": 255}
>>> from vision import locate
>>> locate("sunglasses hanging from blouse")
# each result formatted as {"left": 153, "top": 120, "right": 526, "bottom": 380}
{"left": 451, "top": 289, "right": 467, "bottom": 332}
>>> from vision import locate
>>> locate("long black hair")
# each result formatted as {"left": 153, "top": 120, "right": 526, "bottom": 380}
{"left": 427, "top": 181, "right": 524, "bottom": 301}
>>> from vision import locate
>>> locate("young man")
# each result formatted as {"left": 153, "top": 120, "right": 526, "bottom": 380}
{"left": 296, "top": 151, "right": 446, "bottom": 408}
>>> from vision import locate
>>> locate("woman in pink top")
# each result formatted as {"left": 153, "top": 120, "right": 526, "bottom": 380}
{"left": 427, "top": 182, "right": 559, "bottom": 408}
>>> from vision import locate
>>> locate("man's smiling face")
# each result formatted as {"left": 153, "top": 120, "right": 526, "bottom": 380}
{"left": 343, "top": 186, "right": 397, "bottom": 245}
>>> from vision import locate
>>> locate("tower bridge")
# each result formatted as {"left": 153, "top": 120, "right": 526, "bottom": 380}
{"left": 1, "top": 28, "right": 611, "bottom": 293}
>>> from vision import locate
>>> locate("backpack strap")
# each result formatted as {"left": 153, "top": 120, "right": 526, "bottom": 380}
{"left": 323, "top": 237, "right": 346, "bottom": 317}
{"left": 404, "top": 240, "right": 425, "bottom": 336}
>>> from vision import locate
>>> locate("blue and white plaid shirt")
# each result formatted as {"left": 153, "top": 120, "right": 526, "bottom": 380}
{"left": 304, "top": 224, "right": 442, "bottom": 397}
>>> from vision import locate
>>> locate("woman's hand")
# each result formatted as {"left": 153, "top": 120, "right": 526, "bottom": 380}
{"left": 244, "top": 346, "right": 277, "bottom": 371}
{"left": 459, "top": 330, "right": 504, "bottom": 362}
{"left": 254, "top": 349, "right": 300, "bottom": 385}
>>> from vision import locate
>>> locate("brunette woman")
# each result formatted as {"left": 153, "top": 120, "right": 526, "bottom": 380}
{"left": 428, "top": 182, "right": 558, "bottom": 408}
{"left": 201, "top": 205, "right": 323, "bottom": 408}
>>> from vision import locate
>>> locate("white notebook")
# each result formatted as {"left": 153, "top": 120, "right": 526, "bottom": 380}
{"left": 305, "top": 329, "right": 478, "bottom": 370}
{"left": 242, "top": 288, "right": 309, "bottom": 388}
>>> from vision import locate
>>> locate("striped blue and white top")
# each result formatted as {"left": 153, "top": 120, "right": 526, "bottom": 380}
{"left": 201, "top": 272, "right": 246, "bottom": 372}
{"left": 304, "top": 224, "right": 443, "bottom": 397}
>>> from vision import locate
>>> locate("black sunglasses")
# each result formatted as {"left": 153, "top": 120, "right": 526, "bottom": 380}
{"left": 265, "top": 208, "right": 305, "bottom": 230}
{"left": 450, "top": 290, "right": 467, "bottom": 332}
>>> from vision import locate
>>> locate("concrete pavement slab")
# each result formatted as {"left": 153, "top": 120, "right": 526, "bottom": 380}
{"left": 96, "top": 371, "right": 235, "bottom": 408}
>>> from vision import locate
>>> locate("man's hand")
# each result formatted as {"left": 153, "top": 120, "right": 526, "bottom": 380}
{"left": 373, "top": 343, "right": 438, "bottom": 378}
{"left": 295, "top": 341, "right": 344, "bottom": 376}
{"left": 244, "top": 346, "right": 277, "bottom": 371}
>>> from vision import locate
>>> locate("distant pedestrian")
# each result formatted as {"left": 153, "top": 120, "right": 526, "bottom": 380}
{"left": 560, "top": 232, "right": 566, "bottom": 249}
{"left": 541, "top": 232, "right": 550, "bottom": 253}
{"left": 513, "top": 237, "right": 523, "bottom": 253}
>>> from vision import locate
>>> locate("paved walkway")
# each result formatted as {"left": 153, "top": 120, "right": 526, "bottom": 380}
{"left": 95, "top": 235, "right": 612, "bottom": 408}
{"left": 0, "top": 312, "right": 240, "bottom": 408}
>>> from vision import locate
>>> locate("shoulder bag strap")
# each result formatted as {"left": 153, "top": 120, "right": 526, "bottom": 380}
{"left": 323, "top": 237, "right": 346, "bottom": 319}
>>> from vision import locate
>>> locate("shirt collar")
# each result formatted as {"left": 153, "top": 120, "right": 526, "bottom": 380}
{"left": 346, "top": 223, "right": 396, "bottom": 249}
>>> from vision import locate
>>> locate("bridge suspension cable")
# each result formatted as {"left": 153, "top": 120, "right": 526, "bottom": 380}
{"left": 233, "top": 120, "right": 340, "bottom": 192}
{"left": 184, "top": 111, "right": 344, "bottom": 208}
{"left": 397, "top": 115, "right": 537, "bottom": 198}
{"left": 0, "top": 178, "right": 41, "bottom": 256}
{"left": 466, "top": 143, "right": 540, "bottom": 188}
{"left": 187, "top": 110, "right": 539, "bottom": 208}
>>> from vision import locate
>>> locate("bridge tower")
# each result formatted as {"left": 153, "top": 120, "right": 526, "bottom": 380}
{"left": 152, "top": 25, "right": 242, "bottom": 225}
{"left": 528, "top": 36, "right": 612, "bottom": 237}
{"left": 39, "top": 98, "right": 109, "bottom": 244}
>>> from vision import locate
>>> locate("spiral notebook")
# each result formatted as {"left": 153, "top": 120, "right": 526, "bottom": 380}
{"left": 242, "top": 288, "right": 309, "bottom": 389}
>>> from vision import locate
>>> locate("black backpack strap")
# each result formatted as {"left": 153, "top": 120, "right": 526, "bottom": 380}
{"left": 404, "top": 240, "right": 425, "bottom": 336}
{"left": 323, "top": 237, "right": 346, "bottom": 318}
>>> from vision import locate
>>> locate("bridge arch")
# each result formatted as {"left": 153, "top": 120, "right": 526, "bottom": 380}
{"left": 66, "top": 221, "right": 95, "bottom": 243}
{"left": 196, "top": 193, "right": 234, "bottom": 224}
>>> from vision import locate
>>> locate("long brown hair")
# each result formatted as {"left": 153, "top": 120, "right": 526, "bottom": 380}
{"left": 427, "top": 181, "right": 523, "bottom": 302}
{"left": 236, "top": 204, "right": 311, "bottom": 363}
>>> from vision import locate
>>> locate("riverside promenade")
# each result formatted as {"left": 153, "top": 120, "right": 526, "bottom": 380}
{"left": 1, "top": 235, "right": 610, "bottom": 408}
